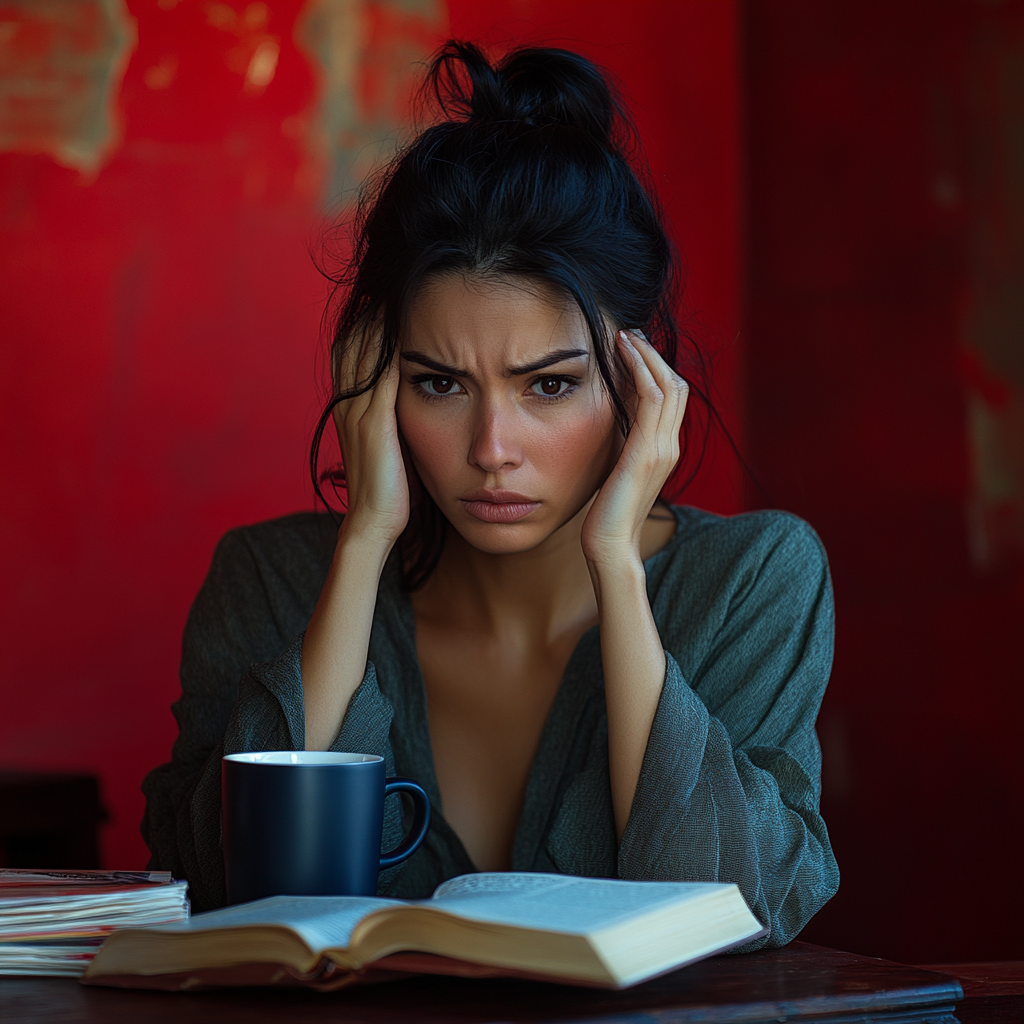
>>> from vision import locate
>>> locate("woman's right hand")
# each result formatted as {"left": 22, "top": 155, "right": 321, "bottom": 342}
{"left": 302, "top": 336, "right": 409, "bottom": 750}
{"left": 332, "top": 337, "right": 410, "bottom": 551}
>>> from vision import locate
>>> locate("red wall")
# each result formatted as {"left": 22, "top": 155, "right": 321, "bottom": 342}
{"left": 0, "top": 0, "right": 742, "bottom": 873}
{"left": 745, "top": 0, "right": 1024, "bottom": 962}
{"left": 1, "top": 0, "right": 326, "bottom": 873}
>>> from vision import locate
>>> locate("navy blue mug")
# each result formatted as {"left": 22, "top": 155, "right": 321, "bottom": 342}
{"left": 222, "top": 751, "right": 431, "bottom": 904}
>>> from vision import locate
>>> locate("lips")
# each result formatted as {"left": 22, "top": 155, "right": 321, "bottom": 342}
{"left": 459, "top": 490, "right": 541, "bottom": 524}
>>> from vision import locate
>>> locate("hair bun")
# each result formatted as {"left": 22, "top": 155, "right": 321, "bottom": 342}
{"left": 427, "top": 41, "right": 618, "bottom": 145}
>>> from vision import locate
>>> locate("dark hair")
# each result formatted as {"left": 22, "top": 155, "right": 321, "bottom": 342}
{"left": 311, "top": 40, "right": 709, "bottom": 589}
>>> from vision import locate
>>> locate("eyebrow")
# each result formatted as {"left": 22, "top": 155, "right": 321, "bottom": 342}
{"left": 507, "top": 348, "right": 589, "bottom": 376}
{"left": 401, "top": 348, "right": 589, "bottom": 378}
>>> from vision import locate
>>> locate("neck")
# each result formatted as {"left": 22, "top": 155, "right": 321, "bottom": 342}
{"left": 415, "top": 500, "right": 598, "bottom": 644}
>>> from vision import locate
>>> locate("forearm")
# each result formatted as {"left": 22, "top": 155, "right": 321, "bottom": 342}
{"left": 301, "top": 522, "right": 391, "bottom": 751}
{"left": 589, "top": 555, "right": 666, "bottom": 839}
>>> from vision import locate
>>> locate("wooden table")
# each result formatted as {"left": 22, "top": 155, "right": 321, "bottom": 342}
{"left": 2, "top": 943, "right": 1021, "bottom": 1024}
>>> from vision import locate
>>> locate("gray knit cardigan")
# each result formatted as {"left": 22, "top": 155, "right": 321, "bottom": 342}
{"left": 141, "top": 504, "right": 839, "bottom": 946}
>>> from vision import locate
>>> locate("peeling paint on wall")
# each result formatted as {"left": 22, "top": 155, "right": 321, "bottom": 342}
{"left": 295, "top": 0, "right": 445, "bottom": 204}
{"left": 0, "top": 0, "right": 136, "bottom": 174}
{"left": 203, "top": 1, "right": 282, "bottom": 96}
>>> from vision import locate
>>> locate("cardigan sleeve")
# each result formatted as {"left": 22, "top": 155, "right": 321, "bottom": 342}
{"left": 140, "top": 527, "right": 398, "bottom": 913}
{"left": 617, "top": 515, "right": 839, "bottom": 948}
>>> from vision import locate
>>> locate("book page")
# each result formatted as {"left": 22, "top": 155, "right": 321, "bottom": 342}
{"left": 429, "top": 873, "right": 729, "bottom": 935}
{"left": 0, "top": 884, "right": 188, "bottom": 914}
{"left": 151, "top": 895, "right": 403, "bottom": 953}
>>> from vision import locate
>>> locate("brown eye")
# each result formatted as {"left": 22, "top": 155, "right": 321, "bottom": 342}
{"left": 538, "top": 377, "right": 563, "bottom": 396}
{"left": 424, "top": 377, "right": 455, "bottom": 395}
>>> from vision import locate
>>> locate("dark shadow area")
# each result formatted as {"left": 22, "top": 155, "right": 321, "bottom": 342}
{"left": 0, "top": 772, "right": 106, "bottom": 869}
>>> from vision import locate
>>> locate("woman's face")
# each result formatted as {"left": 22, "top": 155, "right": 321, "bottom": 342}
{"left": 396, "top": 273, "right": 622, "bottom": 555}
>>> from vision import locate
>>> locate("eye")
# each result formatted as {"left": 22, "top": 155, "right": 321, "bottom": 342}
{"left": 530, "top": 376, "right": 575, "bottom": 398}
{"left": 418, "top": 376, "right": 461, "bottom": 396}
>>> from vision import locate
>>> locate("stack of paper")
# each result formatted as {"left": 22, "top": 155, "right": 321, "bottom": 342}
{"left": 0, "top": 869, "right": 190, "bottom": 976}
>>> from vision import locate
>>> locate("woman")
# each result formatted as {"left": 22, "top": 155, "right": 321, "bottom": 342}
{"left": 142, "top": 42, "right": 838, "bottom": 945}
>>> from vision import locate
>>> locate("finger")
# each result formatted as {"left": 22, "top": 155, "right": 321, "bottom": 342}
{"left": 336, "top": 322, "right": 383, "bottom": 394}
{"left": 335, "top": 331, "right": 363, "bottom": 394}
{"left": 617, "top": 332, "right": 664, "bottom": 438}
{"left": 620, "top": 332, "right": 686, "bottom": 473}
{"left": 625, "top": 331, "right": 689, "bottom": 412}
{"left": 367, "top": 347, "right": 401, "bottom": 414}
{"left": 339, "top": 328, "right": 389, "bottom": 427}
{"left": 356, "top": 323, "right": 385, "bottom": 384}
{"left": 618, "top": 331, "right": 663, "bottom": 400}
{"left": 624, "top": 333, "right": 689, "bottom": 453}
{"left": 334, "top": 330, "right": 388, "bottom": 468}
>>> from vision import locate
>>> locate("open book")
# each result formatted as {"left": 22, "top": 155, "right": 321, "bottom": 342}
{"left": 84, "top": 873, "right": 765, "bottom": 991}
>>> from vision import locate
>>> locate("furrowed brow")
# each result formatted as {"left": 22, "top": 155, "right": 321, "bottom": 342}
{"left": 401, "top": 351, "right": 471, "bottom": 377}
{"left": 504, "top": 348, "right": 589, "bottom": 377}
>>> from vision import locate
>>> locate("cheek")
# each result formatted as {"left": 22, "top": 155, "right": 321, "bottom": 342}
{"left": 395, "top": 395, "right": 464, "bottom": 488}
{"left": 529, "top": 402, "right": 621, "bottom": 494}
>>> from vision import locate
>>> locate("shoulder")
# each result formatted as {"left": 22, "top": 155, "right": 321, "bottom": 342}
{"left": 649, "top": 508, "right": 834, "bottom": 732}
{"left": 174, "top": 513, "right": 337, "bottom": 756}
{"left": 647, "top": 506, "right": 833, "bottom": 653}
{"left": 192, "top": 511, "right": 337, "bottom": 637}
{"left": 651, "top": 506, "right": 828, "bottom": 592}
{"left": 209, "top": 511, "right": 337, "bottom": 583}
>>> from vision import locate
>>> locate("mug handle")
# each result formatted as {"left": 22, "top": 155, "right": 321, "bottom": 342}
{"left": 379, "top": 778, "right": 432, "bottom": 870}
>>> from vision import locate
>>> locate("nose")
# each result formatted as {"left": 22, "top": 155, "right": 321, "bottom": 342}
{"left": 467, "top": 402, "right": 522, "bottom": 474}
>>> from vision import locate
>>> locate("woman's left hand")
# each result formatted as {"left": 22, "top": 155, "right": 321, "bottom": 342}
{"left": 581, "top": 330, "right": 688, "bottom": 569}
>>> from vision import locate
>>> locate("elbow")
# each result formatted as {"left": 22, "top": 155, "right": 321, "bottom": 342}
{"left": 760, "top": 840, "right": 841, "bottom": 948}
